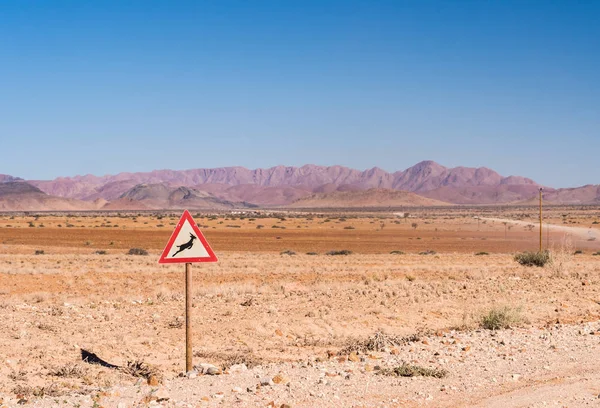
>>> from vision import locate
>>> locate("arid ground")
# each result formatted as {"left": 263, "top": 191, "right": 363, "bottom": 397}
{"left": 1, "top": 207, "right": 600, "bottom": 407}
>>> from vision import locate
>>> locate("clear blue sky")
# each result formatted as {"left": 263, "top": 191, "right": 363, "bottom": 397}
{"left": 1, "top": 1, "right": 598, "bottom": 187}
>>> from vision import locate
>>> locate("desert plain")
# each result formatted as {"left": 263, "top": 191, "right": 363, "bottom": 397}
{"left": 1, "top": 206, "right": 600, "bottom": 407}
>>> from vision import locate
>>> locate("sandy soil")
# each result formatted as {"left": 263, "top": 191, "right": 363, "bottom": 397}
{"left": 1, "top": 209, "right": 600, "bottom": 407}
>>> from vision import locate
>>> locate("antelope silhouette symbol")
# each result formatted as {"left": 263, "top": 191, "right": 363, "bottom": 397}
{"left": 171, "top": 233, "right": 197, "bottom": 257}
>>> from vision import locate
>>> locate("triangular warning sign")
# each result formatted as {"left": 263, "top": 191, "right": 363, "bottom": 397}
{"left": 158, "top": 210, "right": 218, "bottom": 264}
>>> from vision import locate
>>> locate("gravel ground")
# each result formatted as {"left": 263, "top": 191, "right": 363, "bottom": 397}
{"left": 3, "top": 321, "right": 599, "bottom": 408}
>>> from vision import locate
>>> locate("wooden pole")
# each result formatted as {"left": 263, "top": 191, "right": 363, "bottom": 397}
{"left": 539, "top": 188, "right": 543, "bottom": 253}
{"left": 185, "top": 262, "right": 192, "bottom": 373}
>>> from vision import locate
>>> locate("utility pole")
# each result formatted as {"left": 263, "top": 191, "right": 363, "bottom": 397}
{"left": 539, "top": 188, "right": 543, "bottom": 252}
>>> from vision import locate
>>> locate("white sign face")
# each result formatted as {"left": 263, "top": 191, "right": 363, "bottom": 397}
{"left": 158, "top": 210, "right": 218, "bottom": 264}
{"left": 169, "top": 218, "right": 210, "bottom": 259}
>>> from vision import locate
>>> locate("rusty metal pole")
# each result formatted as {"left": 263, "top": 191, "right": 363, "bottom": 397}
{"left": 539, "top": 188, "right": 543, "bottom": 252}
{"left": 185, "top": 262, "right": 192, "bottom": 373}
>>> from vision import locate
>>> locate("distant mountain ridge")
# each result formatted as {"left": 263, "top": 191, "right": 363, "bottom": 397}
{"left": 29, "top": 161, "right": 539, "bottom": 200}
{"left": 0, "top": 162, "right": 597, "bottom": 210}
{"left": 0, "top": 174, "right": 23, "bottom": 183}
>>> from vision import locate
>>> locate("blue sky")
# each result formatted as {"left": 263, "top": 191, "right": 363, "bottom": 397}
{"left": 0, "top": 1, "right": 598, "bottom": 187}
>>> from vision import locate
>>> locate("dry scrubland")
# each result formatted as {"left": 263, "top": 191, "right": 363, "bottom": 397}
{"left": 1, "top": 207, "right": 600, "bottom": 407}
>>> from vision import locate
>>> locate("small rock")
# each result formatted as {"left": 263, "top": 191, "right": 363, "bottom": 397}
{"left": 348, "top": 352, "right": 360, "bottom": 362}
{"left": 512, "top": 374, "right": 521, "bottom": 381}
{"left": 230, "top": 363, "right": 248, "bottom": 372}
{"left": 186, "top": 370, "right": 197, "bottom": 379}
{"left": 207, "top": 366, "right": 221, "bottom": 375}
{"left": 155, "top": 389, "right": 170, "bottom": 402}
{"left": 195, "top": 363, "right": 221, "bottom": 375}
{"left": 260, "top": 377, "right": 275, "bottom": 386}
{"left": 147, "top": 375, "right": 160, "bottom": 386}
{"left": 232, "top": 387, "right": 243, "bottom": 393}
{"left": 273, "top": 374, "right": 290, "bottom": 384}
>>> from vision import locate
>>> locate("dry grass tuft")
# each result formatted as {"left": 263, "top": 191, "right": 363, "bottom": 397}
{"left": 480, "top": 305, "right": 525, "bottom": 330}
{"left": 341, "top": 330, "right": 419, "bottom": 354}
{"left": 379, "top": 363, "right": 447, "bottom": 378}
{"left": 122, "top": 360, "right": 161, "bottom": 380}
{"left": 49, "top": 363, "right": 87, "bottom": 378}
{"left": 194, "top": 350, "right": 264, "bottom": 369}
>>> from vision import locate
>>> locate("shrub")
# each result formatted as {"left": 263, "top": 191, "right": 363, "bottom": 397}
{"left": 128, "top": 248, "right": 148, "bottom": 256}
{"left": 390, "top": 250, "right": 404, "bottom": 255}
{"left": 574, "top": 250, "right": 583, "bottom": 255}
{"left": 306, "top": 252, "right": 318, "bottom": 256}
{"left": 280, "top": 250, "right": 296, "bottom": 256}
{"left": 593, "top": 251, "right": 600, "bottom": 256}
{"left": 94, "top": 250, "right": 107, "bottom": 255}
{"left": 343, "top": 226, "right": 355, "bottom": 230}
{"left": 480, "top": 305, "right": 524, "bottom": 330}
{"left": 514, "top": 251, "right": 549, "bottom": 267}
{"left": 34, "top": 250, "right": 44, "bottom": 255}
{"left": 419, "top": 249, "right": 436, "bottom": 255}
{"left": 475, "top": 251, "right": 489, "bottom": 256}
{"left": 326, "top": 250, "right": 353, "bottom": 256}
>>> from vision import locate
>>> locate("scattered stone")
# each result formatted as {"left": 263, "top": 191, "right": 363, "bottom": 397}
{"left": 155, "top": 389, "right": 170, "bottom": 402}
{"left": 512, "top": 374, "right": 521, "bottom": 381}
{"left": 261, "top": 377, "right": 275, "bottom": 386}
{"left": 348, "top": 352, "right": 360, "bottom": 362}
{"left": 195, "top": 363, "right": 221, "bottom": 375}
{"left": 230, "top": 363, "right": 248, "bottom": 372}
{"left": 273, "top": 374, "right": 290, "bottom": 384}
{"left": 232, "top": 387, "right": 243, "bottom": 393}
{"left": 186, "top": 370, "right": 197, "bottom": 379}
{"left": 147, "top": 375, "right": 160, "bottom": 386}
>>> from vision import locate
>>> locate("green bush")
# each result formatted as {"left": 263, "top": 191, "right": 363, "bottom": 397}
{"left": 514, "top": 251, "right": 549, "bottom": 267}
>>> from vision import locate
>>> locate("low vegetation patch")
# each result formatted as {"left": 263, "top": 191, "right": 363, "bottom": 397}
{"left": 593, "top": 251, "right": 600, "bottom": 256}
{"left": 390, "top": 250, "right": 404, "bottom": 255}
{"left": 34, "top": 250, "right": 44, "bottom": 255}
{"left": 480, "top": 305, "right": 524, "bottom": 330}
{"left": 419, "top": 249, "right": 436, "bottom": 255}
{"left": 306, "top": 252, "right": 318, "bottom": 255}
{"left": 49, "top": 363, "right": 87, "bottom": 378}
{"left": 127, "top": 248, "right": 149, "bottom": 256}
{"left": 326, "top": 249, "right": 353, "bottom": 256}
{"left": 514, "top": 251, "right": 549, "bottom": 267}
{"left": 475, "top": 251, "right": 489, "bottom": 256}
{"left": 194, "top": 350, "right": 264, "bottom": 370}
{"left": 280, "top": 250, "right": 296, "bottom": 256}
{"left": 123, "top": 360, "right": 161, "bottom": 381}
{"left": 379, "top": 363, "right": 447, "bottom": 378}
{"left": 341, "top": 331, "right": 419, "bottom": 354}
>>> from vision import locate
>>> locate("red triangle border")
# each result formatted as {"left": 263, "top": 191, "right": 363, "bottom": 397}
{"left": 158, "top": 210, "right": 218, "bottom": 264}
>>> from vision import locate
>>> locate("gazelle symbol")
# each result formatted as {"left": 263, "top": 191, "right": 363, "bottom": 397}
{"left": 171, "top": 233, "right": 197, "bottom": 257}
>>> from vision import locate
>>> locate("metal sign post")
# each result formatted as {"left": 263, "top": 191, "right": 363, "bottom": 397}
{"left": 185, "top": 262, "right": 192, "bottom": 372}
{"left": 159, "top": 210, "right": 218, "bottom": 373}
